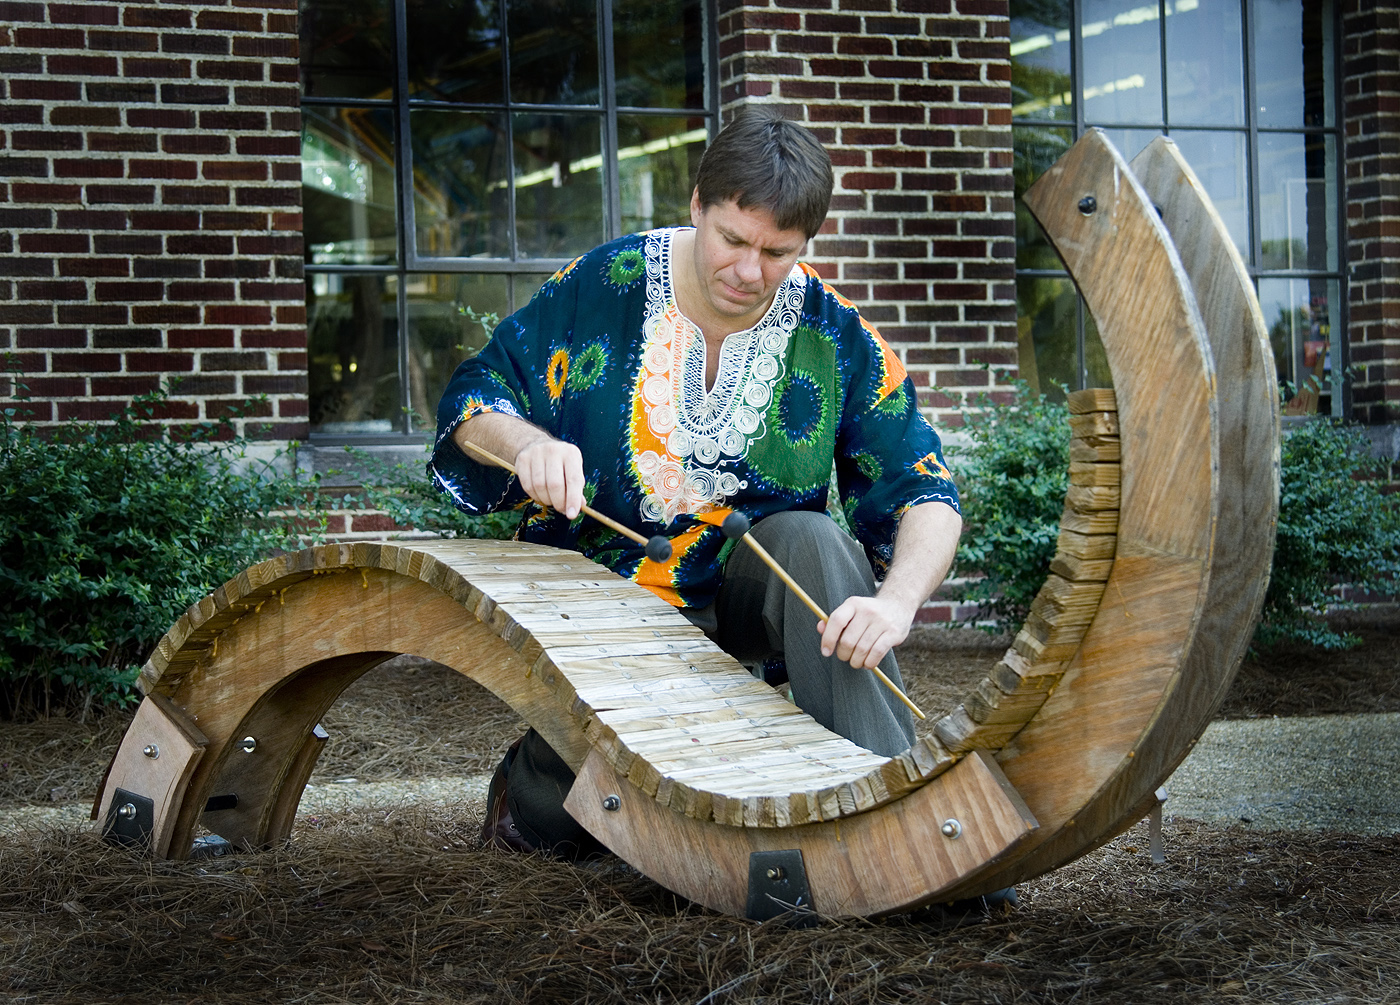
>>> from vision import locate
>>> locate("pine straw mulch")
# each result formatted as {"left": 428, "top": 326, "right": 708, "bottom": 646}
{"left": 1, "top": 809, "right": 1396, "bottom": 1004}
{"left": 3, "top": 627, "right": 1398, "bottom": 807}
{"left": 1, "top": 628, "right": 1397, "bottom": 1002}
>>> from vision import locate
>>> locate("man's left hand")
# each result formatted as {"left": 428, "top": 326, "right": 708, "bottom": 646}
{"left": 818, "top": 595, "right": 916, "bottom": 670}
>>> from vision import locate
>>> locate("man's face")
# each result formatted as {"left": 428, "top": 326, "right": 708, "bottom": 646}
{"left": 688, "top": 191, "right": 808, "bottom": 326}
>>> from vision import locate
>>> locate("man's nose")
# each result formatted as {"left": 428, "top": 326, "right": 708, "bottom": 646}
{"left": 733, "top": 250, "right": 762, "bottom": 286}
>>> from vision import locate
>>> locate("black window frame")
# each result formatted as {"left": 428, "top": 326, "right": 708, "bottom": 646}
{"left": 1011, "top": 0, "right": 1349, "bottom": 415}
{"left": 300, "top": 0, "right": 722, "bottom": 443}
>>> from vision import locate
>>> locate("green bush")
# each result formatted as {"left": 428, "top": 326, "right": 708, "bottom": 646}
{"left": 948, "top": 380, "right": 1069, "bottom": 631}
{"left": 1259, "top": 418, "right": 1400, "bottom": 649}
{"left": 0, "top": 384, "right": 324, "bottom": 716}
{"left": 950, "top": 381, "right": 1400, "bottom": 649}
{"left": 342, "top": 444, "right": 520, "bottom": 540}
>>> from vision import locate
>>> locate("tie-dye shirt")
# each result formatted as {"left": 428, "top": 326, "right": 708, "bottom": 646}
{"left": 430, "top": 228, "right": 958, "bottom": 609}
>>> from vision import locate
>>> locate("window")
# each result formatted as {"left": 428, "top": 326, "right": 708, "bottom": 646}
{"left": 299, "top": 0, "right": 718, "bottom": 438}
{"left": 1011, "top": 0, "right": 1345, "bottom": 415}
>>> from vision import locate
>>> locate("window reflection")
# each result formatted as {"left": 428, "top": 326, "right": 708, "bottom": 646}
{"left": 508, "top": 0, "right": 600, "bottom": 105}
{"left": 1164, "top": 0, "right": 1244, "bottom": 125}
{"left": 1259, "top": 277, "right": 1338, "bottom": 408}
{"left": 302, "top": 106, "right": 398, "bottom": 266}
{"left": 299, "top": 0, "right": 395, "bottom": 100}
{"left": 1258, "top": 132, "right": 1336, "bottom": 272}
{"left": 1017, "top": 276, "right": 1080, "bottom": 400}
{"left": 513, "top": 113, "right": 605, "bottom": 258}
{"left": 1009, "top": 0, "right": 1071, "bottom": 121}
{"left": 406, "top": 0, "right": 503, "bottom": 104}
{"left": 617, "top": 116, "right": 707, "bottom": 233}
{"left": 613, "top": 0, "right": 707, "bottom": 109}
{"left": 411, "top": 110, "right": 511, "bottom": 259}
{"left": 1170, "top": 130, "right": 1249, "bottom": 261}
{"left": 1014, "top": 126, "right": 1072, "bottom": 270}
{"left": 307, "top": 274, "right": 402, "bottom": 433}
{"left": 1255, "top": 0, "right": 1334, "bottom": 128}
{"left": 407, "top": 273, "right": 509, "bottom": 430}
{"left": 1080, "top": 0, "right": 1165, "bottom": 124}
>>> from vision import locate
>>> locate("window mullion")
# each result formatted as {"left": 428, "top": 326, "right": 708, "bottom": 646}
{"left": 600, "top": 0, "right": 621, "bottom": 240}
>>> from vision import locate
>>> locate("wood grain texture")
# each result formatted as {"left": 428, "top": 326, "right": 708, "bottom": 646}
{"left": 96, "top": 694, "right": 208, "bottom": 857}
{"left": 992, "top": 136, "right": 1280, "bottom": 881}
{"left": 564, "top": 747, "right": 1038, "bottom": 918}
{"left": 939, "top": 128, "right": 1276, "bottom": 897}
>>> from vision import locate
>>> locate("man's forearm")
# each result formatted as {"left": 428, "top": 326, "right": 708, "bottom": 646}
{"left": 876, "top": 500, "right": 963, "bottom": 620}
{"left": 452, "top": 412, "right": 587, "bottom": 519}
{"left": 451, "top": 411, "right": 554, "bottom": 466}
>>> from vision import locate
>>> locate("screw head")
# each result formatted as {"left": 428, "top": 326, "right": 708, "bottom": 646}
{"left": 117, "top": 802, "right": 137, "bottom": 820}
{"left": 602, "top": 794, "right": 621, "bottom": 812}
{"left": 941, "top": 818, "right": 963, "bottom": 839}
{"left": 1078, "top": 195, "right": 1098, "bottom": 215}
{"left": 239, "top": 736, "right": 257, "bottom": 754}
{"left": 765, "top": 866, "right": 786, "bottom": 881}
{"left": 142, "top": 744, "right": 160, "bottom": 759}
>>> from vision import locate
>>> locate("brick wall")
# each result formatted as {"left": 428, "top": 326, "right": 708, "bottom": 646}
{"left": 1343, "top": 0, "right": 1400, "bottom": 426}
{"left": 0, "top": 0, "right": 305, "bottom": 439}
{"left": 718, "top": 0, "right": 1017, "bottom": 433}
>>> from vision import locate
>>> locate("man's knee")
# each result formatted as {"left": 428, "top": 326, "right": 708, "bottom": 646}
{"left": 749, "top": 510, "right": 861, "bottom": 563}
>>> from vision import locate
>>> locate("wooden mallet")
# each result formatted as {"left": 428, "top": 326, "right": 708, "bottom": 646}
{"left": 464, "top": 442, "right": 673, "bottom": 563}
{"left": 720, "top": 511, "right": 926, "bottom": 720}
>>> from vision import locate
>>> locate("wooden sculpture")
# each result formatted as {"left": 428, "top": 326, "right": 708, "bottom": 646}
{"left": 94, "top": 131, "right": 1279, "bottom": 919}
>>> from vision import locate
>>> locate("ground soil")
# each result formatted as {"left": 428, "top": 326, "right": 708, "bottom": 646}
{"left": 1, "top": 629, "right": 1396, "bottom": 1002}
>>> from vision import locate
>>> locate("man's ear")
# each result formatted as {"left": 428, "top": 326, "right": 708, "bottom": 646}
{"left": 690, "top": 188, "right": 703, "bottom": 227}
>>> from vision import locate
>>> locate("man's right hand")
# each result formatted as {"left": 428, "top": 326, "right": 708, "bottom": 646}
{"left": 453, "top": 413, "right": 586, "bottom": 520}
{"left": 513, "top": 437, "right": 586, "bottom": 520}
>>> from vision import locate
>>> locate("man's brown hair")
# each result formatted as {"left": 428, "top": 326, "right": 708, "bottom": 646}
{"left": 693, "top": 108, "right": 833, "bottom": 239}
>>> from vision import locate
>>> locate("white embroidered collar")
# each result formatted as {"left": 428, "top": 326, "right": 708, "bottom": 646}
{"left": 633, "top": 228, "right": 804, "bottom": 524}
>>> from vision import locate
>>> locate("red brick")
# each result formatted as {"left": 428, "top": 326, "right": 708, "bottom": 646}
{"left": 17, "top": 327, "right": 86, "bottom": 347}
{"left": 127, "top": 352, "right": 195, "bottom": 372}
{"left": 124, "top": 57, "right": 192, "bottom": 78}
{"left": 196, "top": 10, "right": 264, "bottom": 31}
{"left": 58, "top": 303, "right": 128, "bottom": 323}
{"left": 58, "top": 258, "right": 130, "bottom": 277}
{"left": 87, "top": 28, "right": 161, "bottom": 52}
{"left": 838, "top": 37, "right": 894, "bottom": 56}
{"left": 133, "top": 304, "right": 199, "bottom": 324}
{"left": 58, "top": 400, "right": 128, "bottom": 421}
{"left": 54, "top": 352, "right": 121, "bottom": 373}
{"left": 202, "top": 161, "right": 267, "bottom": 181}
{"left": 197, "top": 60, "right": 265, "bottom": 82}
{"left": 169, "top": 281, "right": 235, "bottom": 301}
{"left": 88, "top": 132, "right": 159, "bottom": 152}
{"left": 128, "top": 107, "right": 196, "bottom": 128}
{"left": 205, "top": 211, "right": 268, "bottom": 230}
{"left": 49, "top": 55, "right": 121, "bottom": 76}
{"left": 86, "top": 184, "right": 157, "bottom": 204}
{"left": 169, "top": 328, "right": 235, "bottom": 348}
{"left": 232, "top": 36, "right": 298, "bottom": 59}
{"left": 841, "top": 172, "right": 899, "bottom": 189}
{"left": 14, "top": 27, "right": 85, "bottom": 48}
{"left": 95, "top": 281, "right": 164, "bottom": 301}
{"left": 125, "top": 8, "right": 191, "bottom": 28}
{"left": 94, "top": 330, "right": 162, "bottom": 349}
{"left": 12, "top": 183, "right": 83, "bottom": 204}
{"left": 162, "top": 32, "right": 229, "bottom": 55}
{"left": 163, "top": 136, "right": 234, "bottom": 159}
{"left": 206, "top": 305, "right": 272, "bottom": 325}
{"left": 19, "top": 233, "right": 88, "bottom": 254}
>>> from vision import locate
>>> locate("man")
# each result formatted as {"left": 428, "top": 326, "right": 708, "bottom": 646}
{"left": 431, "top": 109, "right": 961, "bottom": 857}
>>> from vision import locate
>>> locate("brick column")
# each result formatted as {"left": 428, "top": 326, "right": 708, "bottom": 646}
{"left": 716, "top": 0, "right": 1017, "bottom": 432}
{"left": 1343, "top": 0, "right": 1400, "bottom": 425}
{"left": 0, "top": 0, "right": 305, "bottom": 439}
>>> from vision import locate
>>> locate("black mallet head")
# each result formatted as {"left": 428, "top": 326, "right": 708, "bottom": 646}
{"left": 645, "top": 535, "right": 672, "bottom": 563}
{"left": 720, "top": 511, "right": 751, "bottom": 540}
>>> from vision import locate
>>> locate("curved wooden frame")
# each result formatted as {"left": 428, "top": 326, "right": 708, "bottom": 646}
{"left": 96, "top": 131, "right": 1277, "bottom": 918}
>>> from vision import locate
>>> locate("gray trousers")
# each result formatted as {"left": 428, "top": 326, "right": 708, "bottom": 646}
{"left": 498, "top": 510, "right": 916, "bottom": 853}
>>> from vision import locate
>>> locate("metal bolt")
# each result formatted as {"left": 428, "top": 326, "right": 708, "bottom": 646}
{"left": 602, "top": 794, "right": 621, "bottom": 812}
{"left": 941, "top": 818, "right": 963, "bottom": 839}
{"left": 142, "top": 744, "right": 160, "bottom": 759}
{"left": 239, "top": 736, "right": 257, "bottom": 754}
{"left": 766, "top": 866, "right": 786, "bottom": 881}
{"left": 117, "top": 802, "right": 137, "bottom": 820}
{"left": 1078, "top": 195, "right": 1097, "bottom": 215}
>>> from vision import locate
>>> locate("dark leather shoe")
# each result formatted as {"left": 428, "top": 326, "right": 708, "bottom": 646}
{"left": 481, "top": 738, "right": 536, "bottom": 853}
